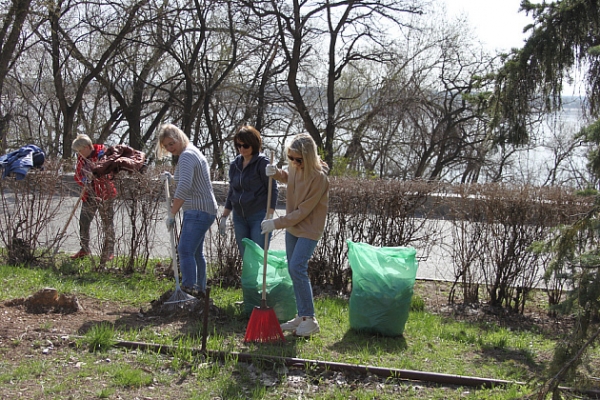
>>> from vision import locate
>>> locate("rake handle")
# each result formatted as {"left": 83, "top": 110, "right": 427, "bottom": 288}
{"left": 55, "top": 185, "right": 86, "bottom": 255}
{"left": 261, "top": 151, "right": 274, "bottom": 308}
{"left": 164, "top": 176, "right": 182, "bottom": 289}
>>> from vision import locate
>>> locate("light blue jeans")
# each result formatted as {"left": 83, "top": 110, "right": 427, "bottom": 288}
{"left": 233, "top": 209, "right": 271, "bottom": 257}
{"left": 285, "top": 231, "right": 318, "bottom": 317}
{"left": 178, "top": 209, "right": 216, "bottom": 292}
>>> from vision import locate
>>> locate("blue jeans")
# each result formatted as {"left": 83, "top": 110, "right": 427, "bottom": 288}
{"left": 285, "top": 231, "right": 318, "bottom": 317}
{"left": 178, "top": 210, "right": 216, "bottom": 292}
{"left": 233, "top": 209, "right": 271, "bottom": 257}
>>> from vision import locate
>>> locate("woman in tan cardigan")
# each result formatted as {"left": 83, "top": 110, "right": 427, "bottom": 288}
{"left": 261, "top": 133, "right": 329, "bottom": 337}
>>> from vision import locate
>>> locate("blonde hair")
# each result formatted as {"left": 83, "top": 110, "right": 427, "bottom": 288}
{"left": 72, "top": 134, "right": 93, "bottom": 152}
{"left": 155, "top": 123, "right": 190, "bottom": 158}
{"left": 286, "top": 133, "right": 323, "bottom": 179}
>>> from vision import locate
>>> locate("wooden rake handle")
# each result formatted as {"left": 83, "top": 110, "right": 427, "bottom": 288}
{"left": 261, "top": 151, "right": 274, "bottom": 307}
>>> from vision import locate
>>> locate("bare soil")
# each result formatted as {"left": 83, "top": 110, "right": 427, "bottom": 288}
{"left": 413, "top": 280, "right": 572, "bottom": 337}
{"left": 1, "top": 280, "right": 566, "bottom": 345}
{"left": 0, "top": 280, "right": 571, "bottom": 399}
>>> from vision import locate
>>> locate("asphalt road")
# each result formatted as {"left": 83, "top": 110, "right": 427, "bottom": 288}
{"left": 53, "top": 193, "right": 454, "bottom": 281}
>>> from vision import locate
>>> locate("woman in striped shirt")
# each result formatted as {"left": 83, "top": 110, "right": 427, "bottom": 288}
{"left": 156, "top": 124, "right": 218, "bottom": 297}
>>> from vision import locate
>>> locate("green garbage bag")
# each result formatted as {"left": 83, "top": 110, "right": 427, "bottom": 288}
{"left": 240, "top": 238, "right": 297, "bottom": 322}
{"left": 347, "top": 240, "right": 418, "bottom": 337}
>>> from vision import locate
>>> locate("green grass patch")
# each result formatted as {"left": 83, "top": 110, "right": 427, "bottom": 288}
{"left": 111, "top": 364, "right": 154, "bottom": 388}
{"left": 0, "top": 262, "right": 581, "bottom": 399}
{"left": 85, "top": 322, "right": 117, "bottom": 352}
{"left": 0, "top": 263, "right": 172, "bottom": 305}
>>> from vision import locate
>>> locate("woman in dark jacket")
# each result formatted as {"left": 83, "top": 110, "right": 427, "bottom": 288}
{"left": 219, "top": 126, "right": 278, "bottom": 257}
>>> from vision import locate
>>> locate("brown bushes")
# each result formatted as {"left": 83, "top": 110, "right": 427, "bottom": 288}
{"left": 446, "top": 184, "right": 587, "bottom": 312}
{"left": 0, "top": 166, "right": 592, "bottom": 313}
{"left": 0, "top": 159, "right": 67, "bottom": 265}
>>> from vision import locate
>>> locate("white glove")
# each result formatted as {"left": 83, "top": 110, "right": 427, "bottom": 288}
{"left": 218, "top": 215, "right": 228, "bottom": 236}
{"left": 261, "top": 219, "right": 276, "bottom": 234}
{"left": 160, "top": 171, "right": 174, "bottom": 183}
{"left": 266, "top": 164, "right": 277, "bottom": 177}
{"left": 165, "top": 213, "right": 176, "bottom": 230}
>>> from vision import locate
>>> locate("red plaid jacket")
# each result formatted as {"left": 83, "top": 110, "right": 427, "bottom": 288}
{"left": 74, "top": 144, "right": 117, "bottom": 201}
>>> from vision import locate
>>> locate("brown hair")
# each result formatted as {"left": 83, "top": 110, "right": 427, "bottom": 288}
{"left": 234, "top": 125, "right": 262, "bottom": 155}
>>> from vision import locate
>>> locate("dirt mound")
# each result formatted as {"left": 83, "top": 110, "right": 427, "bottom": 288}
{"left": 4, "top": 287, "right": 81, "bottom": 314}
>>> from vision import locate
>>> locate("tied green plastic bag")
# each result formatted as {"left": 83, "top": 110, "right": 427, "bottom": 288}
{"left": 240, "top": 238, "right": 297, "bottom": 322}
{"left": 347, "top": 240, "right": 418, "bottom": 336}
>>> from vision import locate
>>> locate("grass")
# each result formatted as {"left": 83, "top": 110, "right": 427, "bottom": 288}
{"left": 0, "top": 262, "right": 595, "bottom": 399}
{"left": 0, "top": 262, "right": 172, "bottom": 305}
{"left": 85, "top": 322, "right": 117, "bottom": 352}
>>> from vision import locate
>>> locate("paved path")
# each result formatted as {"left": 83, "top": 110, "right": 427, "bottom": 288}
{"left": 53, "top": 195, "right": 454, "bottom": 281}
{"left": 48, "top": 174, "right": 454, "bottom": 281}
{"left": 10, "top": 175, "right": 539, "bottom": 285}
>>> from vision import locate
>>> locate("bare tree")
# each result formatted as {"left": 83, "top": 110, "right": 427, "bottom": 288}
{"left": 241, "top": 0, "right": 425, "bottom": 167}
{"left": 39, "top": 0, "right": 150, "bottom": 157}
{"left": 156, "top": 0, "right": 243, "bottom": 172}
{"left": 334, "top": 9, "right": 500, "bottom": 181}
{"left": 0, "top": 0, "right": 34, "bottom": 152}
{"left": 94, "top": 0, "right": 184, "bottom": 150}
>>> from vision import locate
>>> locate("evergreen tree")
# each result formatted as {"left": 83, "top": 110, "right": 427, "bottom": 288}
{"left": 495, "top": 0, "right": 600, "bottom": 396}
{"left": 492, "top": 0, "right": 600, "bottom": 144}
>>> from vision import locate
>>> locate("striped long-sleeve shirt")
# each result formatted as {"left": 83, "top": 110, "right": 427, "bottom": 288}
{"left": 173, "top": 144, "right": 217, "bottom": 215}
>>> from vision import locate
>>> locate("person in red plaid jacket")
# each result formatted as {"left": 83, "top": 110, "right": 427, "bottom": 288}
{"left": 71, "top": 134, "right": 116, "bottom": 263}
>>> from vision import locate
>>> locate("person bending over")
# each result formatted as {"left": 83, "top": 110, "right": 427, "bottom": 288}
{"left": 71, "top": 134, "right": 116, "bottom": 264}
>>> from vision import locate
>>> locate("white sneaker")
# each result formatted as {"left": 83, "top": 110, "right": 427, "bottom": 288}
{"left": 280, "top": 315, "right": 303, "bottom": 331}
{"left": 294, "top": 317, "right": 320, "bottom": 337}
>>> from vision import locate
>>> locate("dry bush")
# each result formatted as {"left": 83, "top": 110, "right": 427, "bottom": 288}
{"left": 109, "top": 169, "right": 164, "bottom": 273}
{"left": 446, "top": 184, "right": 592, "bottom": 313}
{"left": 206, "top": 227, "right": 242, "bottom": 288}
{"left": 109, "top": 166, "right": 241, "bottom": 280}
{"left": 73, "top": 164, "right": 241, "bottom": 280}
{"left": 204, "top": 181, "right": 242, "bottom": 287}
{"left": 0, "top": 161, "right": 168, "bottom": 273}
{"left": 2, "top": 160, "right": 593, "bottom": 316}
{"left": 312, "top": 178, "right": 444, "bottom": 293}
{"left": 0, "top": 159, "right": 69, "bottom": 266}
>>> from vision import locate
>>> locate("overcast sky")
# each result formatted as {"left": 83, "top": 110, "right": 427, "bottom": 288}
{"left": 444, "top": 0, "right": 535, "bottom": 52}
{"left": 443, "top": 0, "right": 584, "bottom": 96}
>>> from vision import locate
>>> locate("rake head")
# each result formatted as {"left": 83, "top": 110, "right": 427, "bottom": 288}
{"left": 244, "top": 305, "right": 285, "bottom": 343}
{"left": 162, "top": 288, "right": 198, "bottom": 311}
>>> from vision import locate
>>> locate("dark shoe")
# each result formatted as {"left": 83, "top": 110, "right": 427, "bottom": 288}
{"left": 182, "top": 286, "right": 207, "bottom": 300}
{"left": 70, "top": 249, "right": 90, "bottom": 259}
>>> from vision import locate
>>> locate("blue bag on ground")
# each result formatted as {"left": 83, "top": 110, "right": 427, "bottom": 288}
{"left": 347, "top": 240, "right": 418, "bottom": 336}
{"left": 241, "top": 238, "right": 297, "bottom": 322}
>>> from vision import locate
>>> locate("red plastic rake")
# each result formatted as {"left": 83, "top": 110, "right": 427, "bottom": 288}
{"left": 244, "top": 152, "right": 285, "bottom": 343}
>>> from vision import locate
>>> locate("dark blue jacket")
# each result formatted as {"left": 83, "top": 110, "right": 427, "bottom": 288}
{"left": 0, "top": 145, "right": 45, "bottom": 180}
{"left": 225, "top": 153, "right": 278, "bottom": 217}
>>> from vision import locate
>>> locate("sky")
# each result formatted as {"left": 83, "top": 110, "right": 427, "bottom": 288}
{"left": 444, "top": 0, "right": 583, "bottom": 96}
{"left": 443, "top": 0, "right": 536, "bottom": 52}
